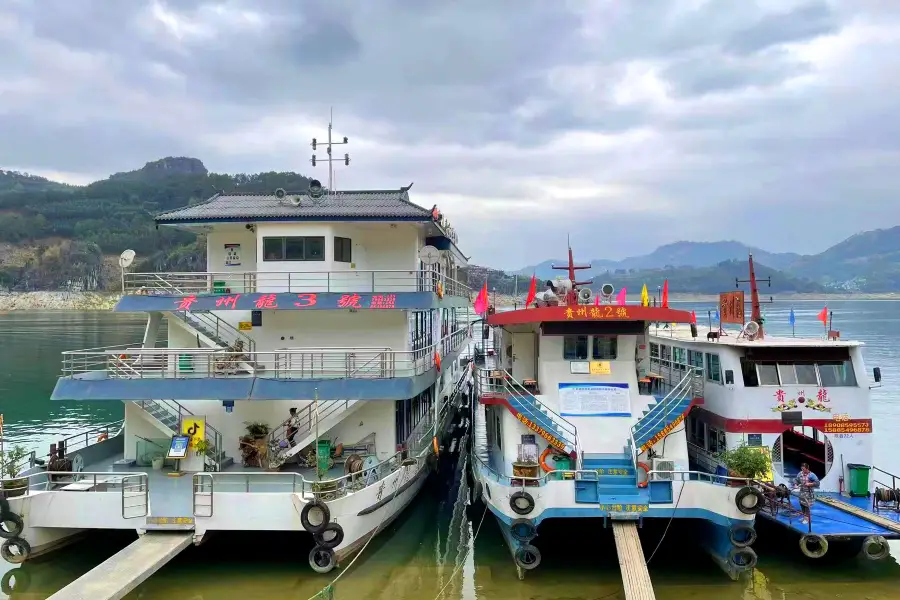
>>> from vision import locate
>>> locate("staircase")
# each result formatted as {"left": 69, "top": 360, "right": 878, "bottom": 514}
{"left": 136, "top": 399, "right": 232, "bottom": 471}
{"left": 575, "top": 451, "right": 649, "bottom": 509}
{"left": 267, "top": 400, "right": 363, "bottom": 465}
{"left": 475, "top": 367, "right": 578, "bottom": 457}
{"left": 632, "top": 370, "right": 700, "bottom": 454}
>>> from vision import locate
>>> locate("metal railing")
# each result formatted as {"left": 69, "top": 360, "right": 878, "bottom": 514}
{"left": 137, "top": 399, "right": 225, "bottom": 471}
{"left": 172, "top": 310, "right": 256, "bottom": 354}
{"left": 9, "top": 419, "right": 125, "bottom": 476}
{"left": 268, "top": 399, "right": 358, "bottom": 449}
{"left": 125, "top": 269, "right": 470, "bottom": 298}
{"left": 61, "top": 328, "right": 469, "bottom": 381}
{"left": 0, "top": 471, "right": 149, "bottom": 518}
{"left": 646, "top": 469, "right": 752, "bottom": 486}
{"left": 631, "top": 369, "right": 698, "bottom": 451}
{"left": 648, "top": 356, "right": 706, "bottom": 398}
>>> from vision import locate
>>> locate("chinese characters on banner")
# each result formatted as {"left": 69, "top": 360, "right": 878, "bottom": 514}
{"left": 170, "top": 293, "right": 399, "bottom": 311}
{"left": 565, "top": 306, "right": 630, "bottom": 320}
{"left": 719, "top": 291, "right": 745, "bottom": 325}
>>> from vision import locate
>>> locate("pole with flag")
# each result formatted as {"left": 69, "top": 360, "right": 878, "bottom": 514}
{"left": 789, "top": 306, "right": 796, "bottom": 337}
{"left": 817, "top": 306, "right": 828, "bottom": 337}
{"left": 661, "top": 280, "right": 669, "bottom": 308}
{"left": 474, "top": 281, "right": 489, "bottom": 315}
{"left": 640, "top": 284, "right": 650, "bottom": 307}
{"left": 616, "top": 287, "right": 627, "bottom": 306}
{"left": 525, "top": 274, "right": 537, "bottom": 308}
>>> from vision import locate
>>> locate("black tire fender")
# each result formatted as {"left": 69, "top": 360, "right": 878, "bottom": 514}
{"left": 509, "top": 491, "right": 535, "bottom": 516}
{"left": 734, "top": 486, "right": 764, "bottom": 515}
{"left": 862, "top": 535, "right": 890, "bottom": 561}
{"left": 510, "top": 518, "right": 537, "bottom": 542}
{"left": 799, "top": 534, "right": 829, "bottom": 559}
{"left": 300, "top": 500, "right": 331, "bottom": 534}
{"left": 728, "top": 523, "right": 757, "bottom": 548}
{"left": 0, "top": 513, "right": 24, "bottom": 540}
{"left": 514, "top": 543, "right": 542, "bottom": 570}
{"left": 1, "top": 567, "right": 31, "bottom": 595}
{"left": 314, "top": 522, "right": 345, "bottom": 550}
{"left": 308, "top": 546, "right": 336, "bottom": 574}
{"left": 1, "top": 537, "right": 31, "bottom": 565}
{"left": 728, "top": 546, "right": 758, "bottom": 570}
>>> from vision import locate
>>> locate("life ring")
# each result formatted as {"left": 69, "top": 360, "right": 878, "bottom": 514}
{"left": 437, "top": 282, "right": 444, "bottom": 298}
{"left": 1, "top": 537, "right": 31, "bottom": 564}
{"left": 0, "top": 513, "right": 24, "bottom": 540}
{"left": 510, "top": 518, "right": 537, "bottom": 542}
{"left": 636, "top": 462, "right": 651, "bottom": 488}
{"left": 1, "top": 567, "right": 31, "bottom": 595}
{"left": 308, "top": 546, "right": 336, "bottom": 574}
{"left": 314, "top": 522, "right": 345, "bottom": 550}
{"left": 728, "top": 546, "right": 757, "bottom": 570}
{"left": 799, "top": 534, "right": 829, "bottom": 559}
{"left": 435, "top": 352, "right": 442, "bottom": 371}
{"left": 97, "top": 432, "right": 109, "bottom": 442}
{"left": 728, "top": 523, "right": 757, "bottom": 548}
{"left": 734, "top": 486, "right": 765, "bottom": 515}
{"left": 861, "top": 535, "right": 890, "bottom": 561}
{"left": 300, "top": 499, "right": 331, "bottom": 534}
{"left": 539, "top": 447, "right": 555, "bottom": 473}
{"left": 433, "top": 436, "right": 440, "bottom": 456}
{"left": 514, "top": 543, "right": 542, "bottom": 570}
{"left": 509, "top": 491, "right": 536, "bottom": 516}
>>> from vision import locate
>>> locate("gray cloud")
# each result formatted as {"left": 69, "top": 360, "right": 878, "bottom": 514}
{"left": 1, "top": 0, "right": 899, "bottom": 269}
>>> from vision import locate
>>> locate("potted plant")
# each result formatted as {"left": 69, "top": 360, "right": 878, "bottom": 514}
{"left": 0, "top": 445, "right": 29, "bottom": 498}
{"left": 719, "top": 443, "right": 771, "bottom": 487}
{"left": 244, "top": 422, "right": 270, "bottom": 439}
{"left": 194, "top": 438, "right": 210, "bottom": 457}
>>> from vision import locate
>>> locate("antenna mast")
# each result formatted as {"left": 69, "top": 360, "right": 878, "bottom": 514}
{"left": 551, "top": 237, "right": 592, "bottom": 306}
{"left": 310, "top": 107, "right": 351, "bottom": 192}
{"left": 735, "top": 254, "right": 773, "bottom": 339}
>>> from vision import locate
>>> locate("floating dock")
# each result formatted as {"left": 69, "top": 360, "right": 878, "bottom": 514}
{"left": 758, "top": 492, "right": 900, "bottom": 540}
{"left": 817, "top": 494, "right": 900, "bottom": 534}
{"left": 47, "top": 532, "right": 192, "bottom": 600}
{"left": 612, "top": 522, "right": 656, "bottom": 600}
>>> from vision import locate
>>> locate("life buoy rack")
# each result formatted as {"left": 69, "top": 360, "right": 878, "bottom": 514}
{"left": 862, "top": 535, "right": 890, "bottom": 561}
{"left": 734, "top": 486, "right": 765, "bottom": 515}
{"left": 300, "top": 499, "right": 331, "bottom": 535}
{"left": 509, "top": 491, "right": 536, "bottom": 516}
{"left": 728, "top": 523, "right": 757, "bottom": 548}
{"left": 799, "top": 534, "right": 829, "bottom": 559}
{"left": 636, "top": 462, "right": 651, "bottom": 488}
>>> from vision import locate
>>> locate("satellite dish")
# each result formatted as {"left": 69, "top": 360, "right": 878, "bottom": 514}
{"left": 274, "top": 188, "right": 286, "bottom": 199}
{"left": 308, "top": 179, "right": 325, "bottom": 199}
{"left": 119, "top": 249, "right": 136, "bottom": 269}
{"left": 418, "top": 245, "right": 441, "bottom": 265}
{"left": 289, "top": 196, "right": 303, "bottom": 206}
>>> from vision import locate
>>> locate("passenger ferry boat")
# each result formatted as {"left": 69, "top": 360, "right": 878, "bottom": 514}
{"left": 469, "top": 250, "right": 760, "bottom": 581}
{"left": 0, "top": 179, "right": 472, "bottom": 574}
{"left": 650, "top": 255, "right": 898, "bottom": 563}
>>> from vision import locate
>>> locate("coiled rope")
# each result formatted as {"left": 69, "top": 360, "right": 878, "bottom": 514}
{"left": 874, "top": 487, "right": 900, "bottom": 504}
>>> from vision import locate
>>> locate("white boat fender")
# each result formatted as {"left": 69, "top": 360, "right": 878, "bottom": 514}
{"left": 509, "top": 491, "right": 536, "bottom": 516}
{"left": 799, "top": 534, "right": 829, "bottom": 559}
{"left": 1, "top": 566, "right": 31, "bottom": 595}
{"left": 0, "top": 537, "right": 30, "bottom": 564}
{"left": 510, "top": 518, "right": 537, "bottom": 542}
{"left": 728, "top": 546, "right": 757, "bottom": 570}
{"left": 314, "top": 522, "right": 345, "bottom": 550}
{"left": 728, "top": 523, "right": 757, "bottom": 548}
{"left": 0, "top": 513, "right": 24, "bottom": 540}
{"left": 300, "top": 499, "right": 331, "bottom": 535}
{"left": 514, "top": 543, "right": 541, "bottom": 570}
{"left": 734, "top": 486, "right": 765, "bottom": 515}
{"left": 862, "top": 535, "right": 890, "bottom": 561}
{"left": 308, "top": 546, "right": 337, "bottom": 574}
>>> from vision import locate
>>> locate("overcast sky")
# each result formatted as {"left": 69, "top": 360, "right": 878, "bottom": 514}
{"left": 2, "top": 0, "right": 899, "bottom": 269}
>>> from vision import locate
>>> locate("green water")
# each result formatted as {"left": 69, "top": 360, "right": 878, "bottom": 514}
{"left": 2, "top": 305, "right": 900, "bottom": 600}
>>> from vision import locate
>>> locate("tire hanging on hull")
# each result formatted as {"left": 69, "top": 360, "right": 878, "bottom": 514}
{"left": 301, "top": 500, "right": 331, "bottom": 535}
{"left": 799, "top": 534, "right": 829, "bottom": 559}
{"left": 728, "top": 523, "right": 757, "bottom": 548}
{"left": 514, "top": 543, "right": 542, "bottom": 570}
{"left": 862, "top": 535, "right": 891, "bottom": 561}
{"left": 308, "top": 546, "right": 336, "bottom": 574}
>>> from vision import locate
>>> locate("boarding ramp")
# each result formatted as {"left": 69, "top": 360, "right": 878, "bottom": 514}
{"left": 47, "top": 532, "right": 192, "bottom": 600}
{"left": 817, "top": 496, "right": 900, "bottom": 534}
{"left": 611, "top": 522, "right": 656, "bottom": 600}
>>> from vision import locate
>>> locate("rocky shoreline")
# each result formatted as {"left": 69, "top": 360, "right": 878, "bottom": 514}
{"left": 0, "top": 291, "right": 121, "bottom": 311}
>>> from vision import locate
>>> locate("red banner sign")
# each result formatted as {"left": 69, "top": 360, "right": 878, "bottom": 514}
{"left": 719, "top": 291, "right": 745, "bottom": 325}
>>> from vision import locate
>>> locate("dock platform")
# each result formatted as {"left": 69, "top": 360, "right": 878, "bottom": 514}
{"left": 758, "top": 492, "right": 900, "bottom": 539}
{"left": 611, "top": 522, "right": 655, "bottom": 600}
{"left": 47, "top": 532, "right": 192, "bottom": 600}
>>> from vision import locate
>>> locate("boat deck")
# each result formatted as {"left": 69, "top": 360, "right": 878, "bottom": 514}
{"left": 758, "top": 492, "right": 900, "bottom": 539}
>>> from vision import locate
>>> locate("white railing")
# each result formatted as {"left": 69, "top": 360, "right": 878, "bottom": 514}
{"left": 10, "top": 419, "right": 125, "bottom": 475}
{"left": 125, "top": 269, "right": 470, "bottom": 297}
{"left": 631, "top": 368, "right": 698, "bottom": 450}
{"left": 61, "top": 328, "right": 469, "bottom": 380}
{"left": 0, "top": 471, "right": 150, "bottom": 518}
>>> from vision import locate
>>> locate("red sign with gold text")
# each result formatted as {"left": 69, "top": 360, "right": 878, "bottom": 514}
{"left": 719, "top": 291, "right": 745, "bottom": 325}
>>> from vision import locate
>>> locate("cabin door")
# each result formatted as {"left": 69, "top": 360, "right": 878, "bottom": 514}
{"left": 510, "top": 332, "right": 537, "bottom": 383}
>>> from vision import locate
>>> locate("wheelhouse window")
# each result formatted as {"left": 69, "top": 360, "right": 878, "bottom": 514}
{"left": 592, "top": 336, "right": 617, "bottom": 360}
{"left": 262, "top": 236, "right": 325, "bottom": 261}
{"left": 818, "top": 361, "right": 857, "bottom": 387}
{"left": 742, "top": 359, "right": 855, "bottom": 387}
{"left": 650, "top": 343, "right": 659, "bottom": 359}
{"left": 334, "top": 236, "right": 352, "bottom": 262}
{"left": 757, "top": 362, "right": 780, "bottom": 386}
{"left": 688, "top": 350, "right": 704, "bottom": 372}
{"left": 705, "top": 353, "right": 722, "bottom": 384}
{"left": 563, "top": 335, "right": 589, "bottom": 360}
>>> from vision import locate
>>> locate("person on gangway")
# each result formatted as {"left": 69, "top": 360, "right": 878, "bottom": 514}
{"left": 793, "top": 462, "right": 820, "bottom": 524}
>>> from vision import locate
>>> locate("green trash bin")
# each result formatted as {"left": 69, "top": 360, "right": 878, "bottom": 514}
{"left": 316, "top": 440, "right": 332, "bottom": 477}
{"left": 847, "top": 463, "right": 871, "bottom": 497}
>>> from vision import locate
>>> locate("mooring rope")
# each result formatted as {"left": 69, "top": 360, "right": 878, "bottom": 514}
{"left": 432, "top": 501, "right": 489, "bottom": 600}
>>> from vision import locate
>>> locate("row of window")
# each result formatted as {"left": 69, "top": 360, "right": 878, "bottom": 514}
{"left": 743, "top": 359, "right": 856, "bottom": 387}
{"left": 650, "top": 343, "right": 718, "bottom": 383}
{"left": 687, "top": 415, "right": 726, "bottom": 454}
{"left": 395, "top": 388, "right": 434, "bottom": 447}
{"left": 410, "top": 311, "right": 434, "bottom": 357}
{"left": 262, "top": 236, "right": 352, "bottom": 262}
{"left": 563, "top": 335, "right": 618, "bottom": 360}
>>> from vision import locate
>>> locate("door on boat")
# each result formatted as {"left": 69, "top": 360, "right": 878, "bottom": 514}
{"left": 510, "top": 332, "right": 537, "bottom": 383}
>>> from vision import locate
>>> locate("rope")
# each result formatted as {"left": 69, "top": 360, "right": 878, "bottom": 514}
{"left": 432, "top": 502, "right": 489, "bottom": 600}
{"left": 306, "top": 461, "right": 415, "bottom": 600}
{"left": 645, "top": 476, "right": 686, "bottom": 566}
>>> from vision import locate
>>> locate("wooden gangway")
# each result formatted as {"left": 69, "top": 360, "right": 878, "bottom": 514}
{"left": 48, "top": 532, "right": 192, "bottom": 600}
{"left": 817, "top": 496, "right": 900, "bottom": 534}
{"left": 612, "top": 522, "right": 656, "bottom": 600}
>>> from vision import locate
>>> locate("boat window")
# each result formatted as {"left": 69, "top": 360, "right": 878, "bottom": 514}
{"left": 688, "top": 416, "right": 700, "bottom": 445}
{"left": 660, "top": 345, "right": 671, "bottom": 361}
{"left": 756, "top": 362, "right": 780, "bottom": 386}
{"left": 717, "top": 430, "right": 727, "bottom": 453}
{"left": 741, "top": 357, "right": 759, "bottom": 386}
{"left": 673, "top": 347, "right": 687, "bottom": 365}
{"left": 409, "top": 311, "right": 433, "bottom": 358}
{"left": 688, "top": 350, "right": 704, "bottom": 370}
{"left": 705, "top": 353, "right": 722, "bottom": 383}
{"left": 707, "top": 426, "right": 719, "bottom": 452}
{"left": 334, "top": 236, "right": 352, "bottom": 262}
{"left": 563, "top": 336, "right": 589, "bottom": 360}
{"left": 592, "top": 336, "right": 617, "bottom": 360}
{"left": 777, "top": 363, "right": 798, "bottom": 385}
{"left": 650, "top": 343, "right": 659, "bottom": 359}
{"left": 262, "top": 236, "right": 326, "bottom": 261}
{"left": 795, "top": 363, "right": 819, "bottom": 385}
{"left": 818, "top": 360, "right": 857, "bottom": 387}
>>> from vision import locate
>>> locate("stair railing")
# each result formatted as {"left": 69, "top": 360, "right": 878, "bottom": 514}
{"left": 268, "top": 400, "right": 355, "bottom": 449}
{"left": 137, "top": 399, "right": 226, "bottom": 471}
{"left": 631, "top": 369, "right": 697, "bottom": 451}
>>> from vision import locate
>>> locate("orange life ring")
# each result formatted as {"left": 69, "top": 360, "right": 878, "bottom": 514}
{"left": 432, "top": 436, "right": 439, "bottom": 456}
{"left": 97, "top": 433, "right": 109, "bottom": 442}
{"left": 436, "top": 281, "right": 444, "bottom": 298}
{"left": 435, "top": 352, "right": 441, "bottom": 371}
{"left": 636, "top": 462, "right": 651, "bottom": 488}
{"left": 539, "top": 446, "right": 555, "bottom": 473}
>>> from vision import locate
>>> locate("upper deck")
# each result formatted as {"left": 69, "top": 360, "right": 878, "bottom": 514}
{"left": 650, "top": 323, "right": 863, "bottom": 349}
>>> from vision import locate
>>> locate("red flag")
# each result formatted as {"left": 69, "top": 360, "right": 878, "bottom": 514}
{"left": 817, "top": 306, "right": 828, "bottom": 325}
{"left": 594, "top": 293, "right": 600, "bottom": 306}
{"left": 661, "top": 280, "right": 669, "bottom": 308}
{"left": 525, "top": 275, "right": 537, "bottom": 307}
{"left": 474, "top": 283, "right": 488, "bottom": 315}
{"left": 690, "top": 310, "right": 697, "bottom": 324}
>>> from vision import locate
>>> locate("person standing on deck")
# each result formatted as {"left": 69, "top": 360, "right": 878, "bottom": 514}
{"left": 287, "top": 407, "right": 300, "bottom": 447}
{"left": 793, "top": 462, "right": 820, "bottom": 524}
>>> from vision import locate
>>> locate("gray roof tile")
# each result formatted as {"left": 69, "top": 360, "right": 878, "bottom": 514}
{"left": 156, "top": 188, "right": 433, "bottom": 223}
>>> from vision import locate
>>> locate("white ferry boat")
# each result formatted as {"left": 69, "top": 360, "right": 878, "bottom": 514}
{"left": 469, "top": 250, "right": 760, "bottom": 581}
{"left": 650, "top": 255, "right": 898, "bottom": 563}
{"left": 0, "top": 179, "right": 472, "bottom": 574}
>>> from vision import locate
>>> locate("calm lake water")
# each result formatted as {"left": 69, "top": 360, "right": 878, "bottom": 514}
{"left": 1, "top": 302, "right": 899, "bottom": 600}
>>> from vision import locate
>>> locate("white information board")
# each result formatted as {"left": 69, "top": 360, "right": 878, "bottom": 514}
{"left": 559, "top": 383, "right": 631, "bottom": 417}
